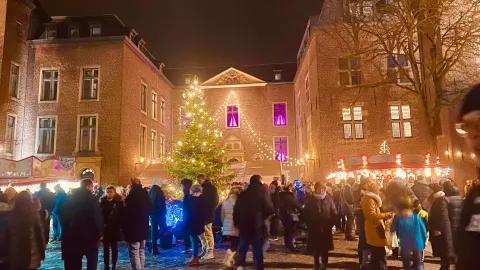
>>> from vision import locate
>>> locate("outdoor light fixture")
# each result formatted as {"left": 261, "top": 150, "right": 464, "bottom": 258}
{"left": 139, "top": 157, "right": 145, "bottom": 163}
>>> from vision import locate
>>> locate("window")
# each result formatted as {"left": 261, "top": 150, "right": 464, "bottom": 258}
{"left": 141, "top": 84, "right": 147, "bottom": 113}
{"left": 341, "top": 106, "right": 364, "bottom": 139}
{"left": 274, "top": 137, "right": 288, "bottom": 162}
{"left": 339, "top": 57, "right": 361, "bottom": 86}
{"left": 390, "top": 105, "right": 412, "bottom": 138}
{"left": 14, "top": 22, "right": 23, "bottom": 38}
{"left": 273, "top": 103, "right": 287, "bottom": 126}
{"left": 349, "top": 0, "right": 374, "bottom": 19}
{"left": 160, "top": 135, "right": 165, "bottom": 162}
{"left": 152, "top": 92, "right": 157, "bottom": 119}
{"left": 69, "top": 27, "right": 79, "bottom": 37}
{"left": 37, "top": 117, "right": 56, "bottom": 154}
{"left": 305, "top": 75, "right": 310, "bottom": 102}
{"left": 151, "top": 130, "right": 157, "bottom": 159}
{"left": 226, "top": 105, "right": 239, "bottom": 128}
{"left": 40, "top": 70, "right": 58, "bottom": 101}
{"left": 139, "top": 125, "right": 146, "bottom": 158}
{"left": 9, "top": 63, "right": 19, "bottom": 98}
{"left": 46, "top": 28, "right": 56, "bottom": 39}
{"left": 5, "top": 115, "right": 16, "bottom": 154}
{"left": 79, "top": 116, "right": 97, "bottom": 152}
{"left": 160, "top": 98, "right": 165, "bottom": 124}
{"left": 387, "top": 54, "right": 411, "bottom": 84}
{"left": 90, "top": 24, "right": 101, "bottom": 36}
{"left": 81, "top": 68, "right": 99, "bottom": 100}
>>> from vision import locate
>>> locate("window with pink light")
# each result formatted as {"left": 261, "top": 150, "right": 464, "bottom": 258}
{"left": 273, "top": 103, "right": 287, "bottom": 126}
{"left": 274, "top": 137, "right": 288, "bottom": 162}
{"left": 226, "top": 105, "right": 239, "bottom": 128}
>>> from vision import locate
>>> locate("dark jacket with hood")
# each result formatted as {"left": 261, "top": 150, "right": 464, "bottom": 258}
{"left": 61, "top": 187, "right": 103, "bottom": 255}
{"left": 200, "top": 180, "right": 219, "bottom": 225}
{"left": 122, "top": 184, "right": 152, "bottom": 242}
{"left": 149, "top": 185, "right": 167, "bottom": 226}
{"left": 185, "top": 194, "right": 205, "bottom": 236}
{"left": 233, "top": 179, "right": 275, "bottom": 237}
{"left": 33, "top": 187, "right": 55, "bottom": 213}
{"left": 411, "top": 181, "right": 432, "bottom": 206}
{"left": 429, "top": 191, "right": 455, "bottom": 259}
{"left": 279, "top": 190, "right": 302, "bottom": 220}
{"left": 100, "top": 193, "right": 123, "bottom": 241}
{"left": 303, "top": 193, "right": 337, "bottom": 255}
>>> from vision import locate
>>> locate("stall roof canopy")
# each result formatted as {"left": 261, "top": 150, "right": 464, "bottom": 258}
{"left": 136, "top": 163, "right": 169, "bottom": 180}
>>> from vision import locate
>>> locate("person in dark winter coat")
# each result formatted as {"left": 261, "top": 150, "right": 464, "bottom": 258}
{"left": 61, "top": 179, "right": 103, "bottom": 270}
{"left": 442, "top": 181, "right": 463, "bottom": 252}
{"left": 234, "top": 175, "right": 275, "bottom": 270}
{"left": 428, "top": 184, "right": 455, "bottom": 270}
{"left": 453, "top": 83, "right": 480, "bottom": 270}
{"left": 6, "top": 191, "right": 46, "bottom": 270}
{"left": 303, "top": 183, "right": 337, "bottom": 270}
{"left": 185, "top": 185, "right": 205, "bottom": 266}
{"left": 0, "top": 194, "right": 10, "bottom": 268}
{"left": 338, "top": 179, "right": 355, "bottom": 241}
{"left": 269, "top": 180, "right": 281, "bottom": 240}
{"left": 181, "top": 178, "right": 193, "bottom": 254}
{"left": 94, "top": 186, "right": 104, "bottom": 202}
{"left": 33, "top": 182, "right": 55, "bottom": 243}
{"left": 149, "top": 185, "right": 167, "bottom": 255}
{"left": 411, "top": 176, "right": 432, "bottom": 207}
{"left": 279, "top": 183, "right": 303, "bottom": 253}
{"left": 196, "top": 174, "right": 219, "bottom": 260}
{"left": 122, "top": 178, "right": 151, "bottom": 270}
{"left": 100, "top": 186, "right": 123, "bottom": 270}
{"left": 51, "top": 184, "right": 68, "bottom": 241}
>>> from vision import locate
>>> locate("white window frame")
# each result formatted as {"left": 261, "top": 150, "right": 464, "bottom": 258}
{"left": 75, "top": 114, "right": 99, "bottom": 153}
{"left": 9, "top": 61, "right": 20, "bottom": 99}
{"left": 140, "top": 82, "right": 147, "bottom": 115}
{"left": 272, "top": 102, "right": 288, "bottom": 127}
{"left": 69, "top": 26, "right": 79, "bottom": 37}
{"left": 35, "top": 115, "right": 58, "bottom": 156}
{"left": 386, "top": 53, "right": 413, "bottom": 85}
{"left": 151, "top": 129, "right": 157, "bottom": 160}
{"left": 151, "top": 90, "right": 158, "bottom": 120}
{"left": 160, "top": 97, "right": 166, "bottom": 125}
{"left": 390, "top": 104, "right": 413, "bottom": 138}
{"left": 4, "top": 113, "right": 17, "bottom": 155}
{"left": 78, "top": 65, "right": 100, "bottom": 101}
{"left": 225, "top": 104, "right": 240, "bottom": 128}
{"left": 272, "top": 136, "right": 289, "bottom": 162}
{"left": 139, "top": 124, "right": 147, "bottom": 158}
{"left": 38, "top": 68, "right": 59, "bottom": 103}
{"left": 90, "top": 24, "right": 102, "bottom": 37}
{"left": 160, "top": 134, "right": 166, "bottom": 162}
{"left": 339, "top": 57, "right": 361, "bottom": 86}
{"left": 341, "top": 106, "right": 365, "bottom": 139}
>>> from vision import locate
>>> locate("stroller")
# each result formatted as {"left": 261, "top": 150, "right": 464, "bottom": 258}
{"left": 294, "top": 221, "right": 308, "bottom": 253}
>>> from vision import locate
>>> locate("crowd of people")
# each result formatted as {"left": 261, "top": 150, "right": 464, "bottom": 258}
{"left": 1, "top": 85, "right": 480, "bottom": 270}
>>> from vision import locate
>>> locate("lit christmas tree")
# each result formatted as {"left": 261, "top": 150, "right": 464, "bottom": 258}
{"left": 379, "top": 140, "right": 391, "bottom": 155}
{"left": 165, "top": 78, "right": 232, "bottom": 185}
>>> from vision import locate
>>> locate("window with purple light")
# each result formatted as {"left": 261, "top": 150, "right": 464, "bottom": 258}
{"left": 226, "top": 105, "right": 239, "bottom": 128}
{"left": 274, "top": 137, "right": 288, "bottom": 162}
{"left": 273, "top": 103, "right": 287, "bottom": 126}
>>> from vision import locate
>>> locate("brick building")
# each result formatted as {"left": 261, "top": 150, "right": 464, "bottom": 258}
{"left": 165, "top": 64, "right": 298, "bottom": 182}
{"left": 0, "top": 7, "right": 173, "bottom": 185}
{"left": 294, "top": 0, "right": 477, "bottom": 184}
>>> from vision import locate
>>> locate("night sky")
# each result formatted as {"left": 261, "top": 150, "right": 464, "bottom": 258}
{"left": 37, "top": 0, "right": 322, "bottom": 68}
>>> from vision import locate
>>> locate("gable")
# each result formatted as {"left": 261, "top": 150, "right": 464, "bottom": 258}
{"left": 201, "top": 67, "right": 267, "bottom": 88}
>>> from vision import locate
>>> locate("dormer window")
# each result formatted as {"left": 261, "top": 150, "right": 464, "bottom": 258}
{"left": 274, "top": 70, "right": 283, "bottom": 81}
{"left": 69, "top": 27, "right": 79, "bottom": 37}
{"left": 90, "top": 24, "right": 101, "bottom": 37}
{"left": 138, "top": 39, "right": 146, "bottom": 49}
{"left": 46, "top": 28, "right": 57, "bottom": 39}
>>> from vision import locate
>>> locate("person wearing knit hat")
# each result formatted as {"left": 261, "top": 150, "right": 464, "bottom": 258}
{"left": 456, "top": 84, "right": 480, "bottom": 270}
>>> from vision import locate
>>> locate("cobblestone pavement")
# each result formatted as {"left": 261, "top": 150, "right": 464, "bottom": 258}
{"left": 40, "top": 234, "right": 441, "bottom": 269}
